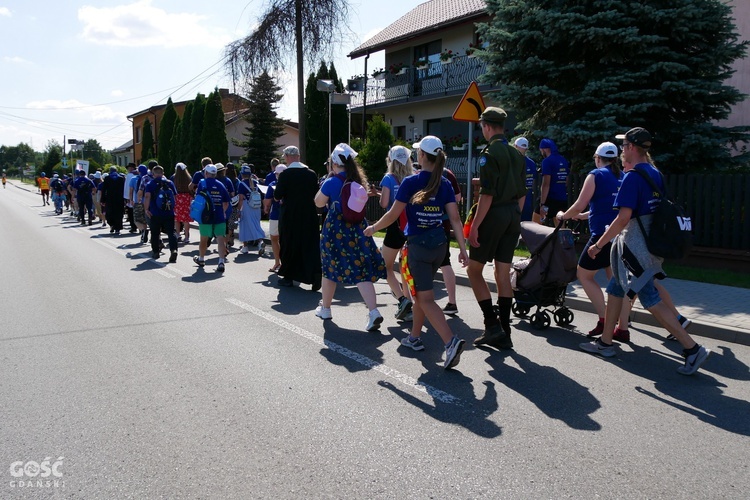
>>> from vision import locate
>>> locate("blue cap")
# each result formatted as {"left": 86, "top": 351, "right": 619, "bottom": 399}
{"left": 539, "top": 138, "right": 558, "bottom": 153}
{"left": 41, "top": 172, "right": 46, "bottom": 177}
{"left": 138, "top": 164, "right": 147, "bottom": 175}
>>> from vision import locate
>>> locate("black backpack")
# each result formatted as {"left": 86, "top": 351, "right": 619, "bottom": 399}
{"left": 633, "top": 168, "right": 693, "bottom": 259}
{"left": 77, "top": 179, "right": 91, "bottom": 195}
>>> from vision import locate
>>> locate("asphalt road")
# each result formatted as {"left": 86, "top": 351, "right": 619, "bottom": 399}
{"left": 1, "top": 183, "right": 749, "bottom": 499}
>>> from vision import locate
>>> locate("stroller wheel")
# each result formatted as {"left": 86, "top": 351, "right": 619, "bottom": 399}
{"left": 531, "top": 311, "right": 551, "bottom": 329}
{"left": 554, "top": 308, "right": 574, "bottom": 326}
{"left": 512, "top": 302, "right": 530, "bottom": 317}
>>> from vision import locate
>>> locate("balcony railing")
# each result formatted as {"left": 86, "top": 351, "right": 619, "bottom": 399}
{"left": 350, "top": 54, "right": 488, "bottom": 108}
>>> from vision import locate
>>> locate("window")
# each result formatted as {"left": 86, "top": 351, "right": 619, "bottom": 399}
{"left": 394, "top": 126, "right": 406, "bottom": 141}
{"left": 136, "top": 126, "right": 142, "bottom": 144}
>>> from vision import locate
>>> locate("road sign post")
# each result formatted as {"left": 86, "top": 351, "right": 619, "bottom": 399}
{"left": 452, "top": 82, "right": 487, "bottom": 213}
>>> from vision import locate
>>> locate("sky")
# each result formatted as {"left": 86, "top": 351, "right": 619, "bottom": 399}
{"left": 0, "top": 0, "right": 413, "bottom": 152}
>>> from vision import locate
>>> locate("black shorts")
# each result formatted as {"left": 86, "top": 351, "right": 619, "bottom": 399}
{"left": 537, "top": 198, "right": 568, "bottom": 216}
{"left": 469, "top": 204, "right": 521, "bottom": 264}
{"left": 440, "top": 225, "right": 451, "bottom": 267}
{"left": 579, "top": 237, "right": 612, "bottom": 271}
{"left": 406, "top": 242, "right": 446, "bottom": 292}
{"left": 383, "top": 220, "right": 406, "bottom": 249}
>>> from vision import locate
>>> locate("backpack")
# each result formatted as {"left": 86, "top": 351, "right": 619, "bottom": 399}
{"left": 337, "top": 174, "right": 367, "bottom": 224}
{"left": 189, "top": 180, "right": 214, "bottom": 224}
{"left": 632, "top": 168, "right": 693, "bottom": 259}
{"left": 158, "top": 180, "right": 174, "bottom": 211}
{"left": 77, "top": 179, "right": 91, "bottom": 195}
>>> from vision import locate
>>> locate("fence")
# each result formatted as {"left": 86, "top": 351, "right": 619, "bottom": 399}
{"left": 365, "top": 172, "right": 750, "bottom": 251}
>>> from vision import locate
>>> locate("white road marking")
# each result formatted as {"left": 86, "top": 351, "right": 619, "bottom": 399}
{"left": 226, "top": 297, "right": 463, "bottom": 406}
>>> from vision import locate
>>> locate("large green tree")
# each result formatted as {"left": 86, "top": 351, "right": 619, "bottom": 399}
{"left": 224, "top": 0, "right": 351, "bottom": 161}
{"left": 201, "top": 89, "right": 229, "bottom": 165}
{"left": 177, "top": 101, "right": 194, "bottom": 167}
{"left": 141, "top": 118, "right": 155, "bottom": 163}
{"left": 304, "top": 61, "right": 349, "bottom": 174}
{"left": 82, "top": 139, "right": 105, "bottom": 165}
{"left": 357, "top": 114, "right": 393, "bottom": 181}
{"left": 188, "top": 93, "right": 207, "bottom": 168}
{"left": 480, "top": 0, "right": 749, "bottom": 173}
{"left": 158, "top": 97, "right": 178, "bottom": 176}
{"left": 236, "top": 71, "right": 286, "bottom": 170}
{"left": 43, "top": 139, "right": 62, "bottom": 172}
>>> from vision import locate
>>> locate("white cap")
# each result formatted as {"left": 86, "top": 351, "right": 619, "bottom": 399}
{"left": 389, "top": 145, "right": 411, "bottom": 165}
{"left": 412, "top": 135, "right": 443, "bottom": 155}
{"left": 176, "top": 162, "right": 187, "bottom": 170}
{"left": 204, "top": 164, "right": 218, "bottom": 175}
{"left": 331, "top": 143, "right": 358, "bottom": 165}
{"left": 274, "top": 164, "right": 287, "bottom": 175}
{"left": 514, "top": 137, "right": 529, "bottom": 149}
{"left": 93, "top": 172, "right": 102, "bottom": 179}
{"left": 595, "top": 142, "right": 618, "bottom": 158}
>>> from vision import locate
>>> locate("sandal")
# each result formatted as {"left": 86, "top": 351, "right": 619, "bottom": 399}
{"left": 268, "top": 264, "right": 280, "bottom": 273}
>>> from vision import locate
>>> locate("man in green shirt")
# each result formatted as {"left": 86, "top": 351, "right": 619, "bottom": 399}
{"left": 467, "top": 107, "right": 528, "bottom": 349}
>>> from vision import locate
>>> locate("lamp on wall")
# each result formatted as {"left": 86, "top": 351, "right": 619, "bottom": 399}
{"left": 408, "top": 115, "right": 414, "bottom": 123}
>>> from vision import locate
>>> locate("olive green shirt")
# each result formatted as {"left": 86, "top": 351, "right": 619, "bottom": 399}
{"left": 478, "top": 134, "right": 527, "bottom": 205}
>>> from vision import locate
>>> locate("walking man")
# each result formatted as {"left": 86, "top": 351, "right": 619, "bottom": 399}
{"left": 467, "top": 107, "right": 528, "bottom": 349}
{"left": 143, "top": 165, "right": 179, "bottom": 263}
{"left": 192, "top": 164, "right": 230, "bottom": 273}
{"left": 72, "top": 169, "right": 96, "bottom": 225}
{"left": 537, "top": 138, "right": 570, "bottom": 224}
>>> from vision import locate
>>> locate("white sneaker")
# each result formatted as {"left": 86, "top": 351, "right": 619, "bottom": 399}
{"left": 315, "top": 303, "right": 332, "bottom": 320}
{"left": 365, "top": 309, "right": 383, "bottom": 332}
{"left": 579, "top": 338, "right": 616, "bottom": 358}
{"left": 239, "top": 246, "right": 249, "bottom": 254}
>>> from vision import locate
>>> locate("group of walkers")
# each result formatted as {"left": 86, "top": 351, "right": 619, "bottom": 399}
{"left": 29, "top": 111, "right": 710, "bottom": 376}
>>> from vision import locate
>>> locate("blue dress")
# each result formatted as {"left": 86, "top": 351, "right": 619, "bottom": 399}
{"left": 237, "top": 179, "right": 265, "bottom": 242}
{"left": 320, "top": 175, "right": 386, "bottom": 284}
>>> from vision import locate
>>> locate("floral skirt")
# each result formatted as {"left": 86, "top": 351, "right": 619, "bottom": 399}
{"left": 320, "top": 208, "right": 386, "bottom": 285}
{"left": 175, "top": 192, "right": 193, "bottom": 223}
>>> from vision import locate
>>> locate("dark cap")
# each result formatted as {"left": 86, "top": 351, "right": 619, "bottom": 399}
{"left": 616, "top": 127, "right": 652, "bottom": 149}
{"left": 480, "top": 107, "right": 507, "bottom": 125}
{"left": 147, "top": 160, "right": 158, "bottom": 168}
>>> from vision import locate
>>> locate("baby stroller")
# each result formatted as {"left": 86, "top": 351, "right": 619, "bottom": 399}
{"left": 510, "top": 221, "right": 578, "bottom": 329}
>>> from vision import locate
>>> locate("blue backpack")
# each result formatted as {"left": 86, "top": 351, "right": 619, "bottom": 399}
{"left": 190, "top": 180, "right": 214, "bottom": 223}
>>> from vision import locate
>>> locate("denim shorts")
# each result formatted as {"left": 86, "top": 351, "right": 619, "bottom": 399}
{"left": 606, "top": 275, "right": 661, "bottom": 309}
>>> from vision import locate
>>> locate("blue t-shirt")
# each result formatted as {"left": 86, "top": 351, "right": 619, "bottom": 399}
{"left": 379, "top": 173, "right": 400, "bottom": 209}
{"left": 541, "top": 153, "right": 570, "bottom": 202}
{"left": 264, "top": 172, "right": 277, "bottom": 186}
{"left": 613, "top": 163, "right": 665, "bottom": 218}
{"left": 73, "top": 176, "right": 95, "bottom": 197}
{"left": 219, "top": 176, "right": 235, "bottom": 196}
{"left": 191, "top": 171, "right": 205, "bottom": 186}
{"left": 395, "top": 171, "right": 455, "bottom": 236}
{"left": 128, "top": 176, "right": 140, "bottom": 203}
{"left": 320, "top": 173, "right": 347, "bottom": 209}
{"left": 524, "top": 156, "right": 537, "bottom": 191}
{"left": 587, "top": 166, "right": 622, "bottom": 237}
{"left": 266, "top": 182, "right": 280, "bottom": 220}
{"left": 144, "top": 177, "right": 177, "bottom": 216}
{"left": 196, "top": 178, "right": 230, "bottom": 223}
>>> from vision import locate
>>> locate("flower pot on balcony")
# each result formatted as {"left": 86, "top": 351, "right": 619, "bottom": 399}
{"left": 396, "top": 68, "right": 407, "bottom": 75}
{"left": 440, "top": 57, "right": 453, "bottom": 65}
{"left": 416, "top": 64, "right": 428, "bottom": 70}
{"left": 373, "top": 72, "right": 386, "bottom": 80}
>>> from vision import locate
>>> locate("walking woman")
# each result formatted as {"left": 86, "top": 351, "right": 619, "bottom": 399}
{"left": 556, "top": 142, "right": 623, "bottom": 338}
{"left": 379, "top": 145, "right": 414, "bottom": 320}
{"left": 365, "top": 136, "right": 469, "bottom": 370}
{"left": 173, "top": 162, "right": 193, "bottom": 243}
{"left": 314, "top": 143, "right": 387, "bottom": 332}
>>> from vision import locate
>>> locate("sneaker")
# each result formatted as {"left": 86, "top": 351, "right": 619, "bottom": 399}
{"left": 587, "top": 320, "right": 604, "bottom": 338}
{"left": 612, "top": 328, "right": 630, "bottom": 343}
{"left": 444, "top": 337, "right": 465, "bottom": 369}
{"left": 677, "top": 346, "right": 711, "bottom": 376}
{"left": 443, "top": 303, "right": 458, "bottom": 316}
{"left": 183, "top": 237, "right": 190, "bottom": 244}
{"left": 193, "top": 256, "right": 205, "bottom": 268}
{"left": 169, "top": 251, "right": 177, "bottom": 263}
{"left": 315, "top": 303, "right": 332, "bottom": 320}
{"left": 395, "top": 297, "right": 412, "bottom": 320}
{"left": 579, "top": 338, "right": 616, "bottom": 358}
{"left": 152, "top": 251, "right": 160, "bottom": 259}
{"left": 677, "top": 314, "right": 692, "bottom": 330}
{"left": 216, "top": 262, "right": 225, "bottom": 273}
{"left": 365, "top": 309, "right": 384, "bottom": 332}
{"left": 402, "top": 312, "right": 413, "bottom": 322}
{"left": 474, "top": 323, "right": 506, "bottom": 346}
{"left": 239, "top": 246, "right": 249, "bottom": 254}
{"left": 400, "top": 336, "right": 425, "bottom": 351}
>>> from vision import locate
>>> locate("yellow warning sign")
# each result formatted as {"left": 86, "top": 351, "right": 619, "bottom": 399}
{"left": 452, "top": 81, "right": 486, "bottom": 122}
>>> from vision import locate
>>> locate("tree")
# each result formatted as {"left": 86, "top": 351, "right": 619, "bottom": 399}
{"left": 236, "top": 71, "right": 286, "bottom": 170}
{"left": 201, "top": 89, "right": 229, "bottom": 165}
{"left": 141, "top": 118, "right": 155, "bottom": 162}
{"left": 171, "top": 115, "right": 183, "bottom": 167}
{"left": 158, "top": 97, "right": 178, "bottom": 176}
{"left": 356, "top": 115, "right": 393, "bottom": 181}
{"left": 177, "top": 101, "right": 193, "bottom": 166}
{"left": 188, "top": 93, "right": 207, "bottom": 168}
{"left": 224, "top": 0, "right": 351, "bottom": 161}
{"left": 304, "top": 61, "right": 349, "bottom": 174}
{"left": 480, "top": 0, "right": 750, "bottom": 173}
{"left": 43, "top": 140, "right": 62, "bottom": 172}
